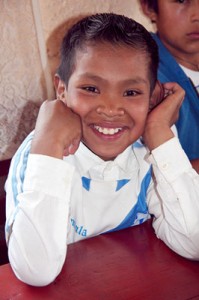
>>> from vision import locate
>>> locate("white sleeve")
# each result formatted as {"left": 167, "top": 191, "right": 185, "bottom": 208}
{"left": 6, "top": 154, "right": 75, "bottom": 286}
{"left": 147, "top": 137, "right": 199, "bottom": 260}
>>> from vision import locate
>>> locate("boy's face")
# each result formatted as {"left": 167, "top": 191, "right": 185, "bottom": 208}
{"left": 154, "top": 0, "right": 199, "bottom": 58}
{"left": 65, "top": 43, "right": 152, "bottom": 161}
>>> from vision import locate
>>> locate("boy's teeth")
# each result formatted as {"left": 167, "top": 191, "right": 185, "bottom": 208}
{"left": 94, "top": 126, "right": 121, "bottom": 135}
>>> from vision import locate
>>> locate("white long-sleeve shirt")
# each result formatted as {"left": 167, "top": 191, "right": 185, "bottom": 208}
{"left": 5, "top": 131, "right": 199, "bottom": 286}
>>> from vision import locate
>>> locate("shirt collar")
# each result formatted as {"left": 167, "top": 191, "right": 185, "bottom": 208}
{"left": 75, "top": 141, "right": 141, "bottom": 181}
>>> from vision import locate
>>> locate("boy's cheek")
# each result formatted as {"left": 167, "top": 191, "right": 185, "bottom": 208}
{"left": 64, "top": 95, "right": 77, "bottom": 110}
{"left": 65, "top": 100, "right": 88, "bottom": 117}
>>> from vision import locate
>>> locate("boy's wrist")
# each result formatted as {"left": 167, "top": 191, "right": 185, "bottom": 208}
{"left": 143, "top": 125, "right": 174, "bottom": 151}
{"left": 30, "top": 136, "right": 64, "bottom": 159}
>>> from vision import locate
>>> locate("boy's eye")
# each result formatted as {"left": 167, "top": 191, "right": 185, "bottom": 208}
{"left": 177, "top": 0, "right": 188, "bottom": 3}
{"left": 81, "top": 86, "right": 99, "bottom": 93}
{"left": 123, "top": 90, "right": 140, "bottom": 97}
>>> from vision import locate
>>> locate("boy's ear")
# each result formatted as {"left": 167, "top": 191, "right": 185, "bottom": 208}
{"left": 149, "top": 80, "right": 165, "bottom": 111}
{"left": 140, "top": 0, "right": 157, "bottom": 23}
{"left": 54, "top": 74, "right": 67, "bottom": 100}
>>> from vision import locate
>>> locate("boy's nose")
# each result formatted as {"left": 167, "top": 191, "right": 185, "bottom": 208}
{"left": 190, "top": 0, "right": 199, "bottom": 21}
{"left": 96, "top": 104, "right": 124, "bottom": 117}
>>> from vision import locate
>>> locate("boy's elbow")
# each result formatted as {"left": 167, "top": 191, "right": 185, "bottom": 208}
{"left": 154, "top": 220, "right": 199, "bottom": 261}
{"left": 8, "top": 232, "right": 67, "bottom": 286}
{"left": 17, "top": 271, "right": 56, "bottom": 287}
{"left": 9, "top": 249, "right": 66, "bottom": 287}
{"left": 11, "top": 260, "right": 64, "bottom": 287}
{"left": 179, "top": 245, "right": 199, "bottom": 262}
{"left": 178, "top": 230, "right": 199, "bottom": 261}
{"left": 187, "top": 254, "right": 199, "bottom": 261}
{"left": 170, "top": 233, "right": 199, "bottom": 262}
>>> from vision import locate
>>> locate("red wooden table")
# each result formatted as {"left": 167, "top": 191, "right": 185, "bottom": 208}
{"left": 0, "top": 220, "right": 199, "bottom": 300}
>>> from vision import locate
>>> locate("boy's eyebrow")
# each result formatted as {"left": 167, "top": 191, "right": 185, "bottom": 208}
{"left": 77, "top": 72, "right": 148, "bottom": 85}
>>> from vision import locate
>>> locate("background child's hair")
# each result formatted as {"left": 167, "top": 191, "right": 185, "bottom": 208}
{"left": 140, "top": 0, "right": 158, "bottom": 12}
{"left": 57, "top": 13, "right": 159, "bottom": 92}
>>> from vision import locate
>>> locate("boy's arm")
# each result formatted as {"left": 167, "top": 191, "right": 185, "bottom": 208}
{"left": 147, "top": 137, "right": 199, "bottom": 260}
{"left": 6, "top": 153, "right": 75, "bottom": 286}
{"left": 144, "top": 83, "right": 199, "bottom": 259}
{"left": 6, "top": 100, "right": 81, "bottom": 286}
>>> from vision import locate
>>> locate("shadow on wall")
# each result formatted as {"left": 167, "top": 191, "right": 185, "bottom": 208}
{"left": 46, "top": 14, "right": 89, "bottom": 79}
{"left": 0, "top": 100, "right": 40, "bottom": 161}
{"left": 12, "top": 101, "right": 40, "bottom": 142}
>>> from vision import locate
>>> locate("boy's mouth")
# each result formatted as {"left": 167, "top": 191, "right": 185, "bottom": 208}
{"left": 187, "top": 31, "right": 199, "bottom": 40}
{"left": 93, "top": 125, "right": 122, "bottom": 135}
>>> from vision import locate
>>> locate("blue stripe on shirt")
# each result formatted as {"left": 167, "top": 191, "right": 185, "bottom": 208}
{"left": 11, "top": 133, "right": 33, "bottom": 206}
{"left": 105, "top": 166, "right": 152, "bottom": 233}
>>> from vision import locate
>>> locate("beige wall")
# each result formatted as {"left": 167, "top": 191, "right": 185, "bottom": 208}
{"left": 0, "top": 0, "right": 153, "bottom": 160}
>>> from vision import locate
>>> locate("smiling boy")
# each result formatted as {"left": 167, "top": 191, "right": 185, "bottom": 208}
{"left": 5, "top": 13, "right": 199, "bottom": 287}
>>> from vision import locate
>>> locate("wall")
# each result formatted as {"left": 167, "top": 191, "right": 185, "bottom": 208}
{"left": 0, "top": 0, "right": 153, "bottom": 161}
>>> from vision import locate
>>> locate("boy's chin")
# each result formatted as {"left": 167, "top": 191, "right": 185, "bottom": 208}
{"left": 82, "top": 137, "right": 134, "bottom": 160}
{"left": 89, "top": 145, "right": 128, "bottom": 161}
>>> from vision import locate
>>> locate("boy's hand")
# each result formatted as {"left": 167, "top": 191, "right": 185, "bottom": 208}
{"left": 143, "top": 82, "right": 185, "bottom": 151}
{"left": 31, "top": 99, "right": 82, "bottom": 159}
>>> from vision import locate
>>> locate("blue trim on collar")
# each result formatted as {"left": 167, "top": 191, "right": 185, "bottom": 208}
{"left": 82, "top": 176, "right": 91, "bottom": 191}
{"left": 116, "top": 179, "right": 130, "bottom": 191}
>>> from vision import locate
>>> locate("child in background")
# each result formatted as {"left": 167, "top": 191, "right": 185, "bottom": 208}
{"left": 5, "top": 13, "right": 199, "bottom": 287}
{"left": 139, "top": 0, "right": 199, "bottom": 171}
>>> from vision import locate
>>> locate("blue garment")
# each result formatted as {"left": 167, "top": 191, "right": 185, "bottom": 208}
{"left": 151, "top": 33, "right": 199, "bottom": 160}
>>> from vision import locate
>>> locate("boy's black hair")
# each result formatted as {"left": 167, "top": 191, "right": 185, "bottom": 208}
{"left": 57, "top": 13, "right": 159, "bottom": 92}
